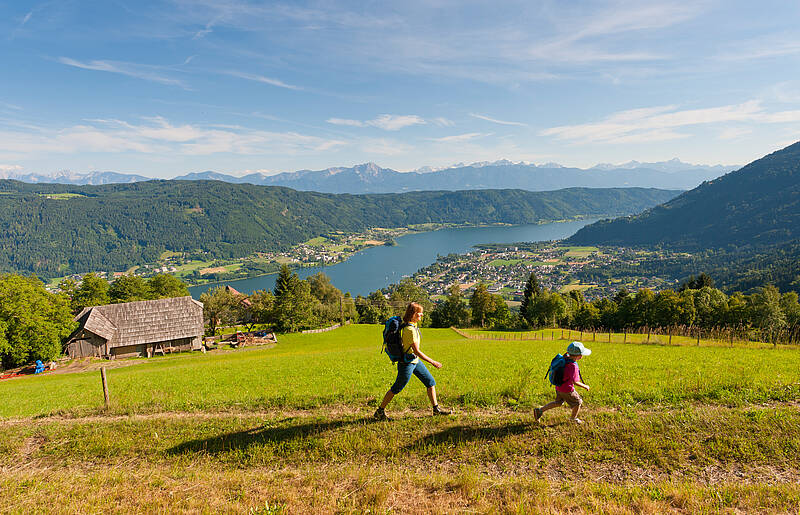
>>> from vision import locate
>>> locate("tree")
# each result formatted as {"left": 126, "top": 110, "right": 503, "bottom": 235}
{"left": 306, "top": 273, "right": 343, "bottom": 326}
{"left": 342, "top": 292, "right": 359, "bottom": 323}
{"left": 679, "top": 272, "right": 715, "bottom": 291}
{"left": 389, "top": 278, "right": 433, "bottom": 327}
{"left": 519, "top": 272, "right": 541, "bottom": 327}
{"left": 147, "top": 274, "right": 190, "bottom": 299}
{"left": 652, "top": 290, "right": 682, "bottom": 329}
{"left": 273, "top": 264, "right": 294, "bottom": 298}
{"left": 357, "top": 291, "right": 392, "bottom": 324}
{"left": 109, "top": 275, "right": 149, "bottom": 303}
{"left": 71, "top": 273, "right": 110, "bottom": 313}
{"left": 469, "top": 283, "right": 494, "bottom": 327}
{"left": 573, "top": 302, "right": 600, "bottom": 330}
{"left": 691, "top": 287, "right": 728, "bottom": 328}
{"left": 430, "top": 284, "right": 470, "bottom": 328}
{"left": 307, "top": 272, "right": 342, "bottom": 305}
{"left": 57, "top": 277, "right": 78, "bottom": 299}
{"left": 199, "top": 287, "right": 240, "bottom": 335}
{"left": 0, "top": 275, "right": 76, "bottom": 368}
{"left": 780, "top": 292, "right": 800, "bottom": 328}
{"left": 249, "top": 289, "right": 275, "bottom": 329}
{"left": 633, "top": 289, "right": 657, "bottom": 328}
{"left": 752, "top": 285, "right": 787, "bottom": 343}
{"left": 273, "top": 271, "right": 315, "bottom": 332}
{"left": 485, "top": 295, "right": 512, "bottom": 329}
{"left": 594, "top": 298, "right": 618, "bottom": 330}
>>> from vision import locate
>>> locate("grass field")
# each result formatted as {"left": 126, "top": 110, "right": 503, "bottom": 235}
{"left": 2, "top": 325, "right": 799, "bottom": 513}
{"left": 562, "top": 245, "right": 599, "bottom": 258}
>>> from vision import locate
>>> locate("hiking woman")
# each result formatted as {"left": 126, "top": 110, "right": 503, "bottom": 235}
{"left": 374, "top": 302, "right": 450, "bottom": 420}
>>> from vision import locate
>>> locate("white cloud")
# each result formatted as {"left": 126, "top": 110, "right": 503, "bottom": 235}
{"left": 226, "top": 71, "right": 302, "bottom": 91}
{"left": 58, "top": 57, "right": 188, "bottom": 88}
{"left": 541, "top": 100, "right": 800, "bottom": 144}
{"left": 718, "top": 128, "right": 752, "bottom": 140}
{"left": 0, "top": 117, "right": 347, "bottom": 158}
{"left": 359, "top": 138, "right": 411, "bottom": 155}
{"left": 327, "top": 118, "right": 366, "bottom": 127}
{"left": 0, "top": 164, "right": 23, "bottom": 172}
{"left": 720, "top": 34, "right": 800, "bottom": 61}
{"left": 470, "top": 113, "right": 527, "bottom": 127}
{"left": 327, "top": 114, "right": 425, "bottom": 131}
{"left": 431, "top": 117, "right": 454, "bottom": 127}
{"left": 430, "top": 133, "right": 488, "bottom": 143}
{"left": 369, "top": 114, "right": 425, "bottom": 131}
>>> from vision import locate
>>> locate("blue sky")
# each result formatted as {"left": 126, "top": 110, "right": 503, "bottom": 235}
{"left": 1, "top": 0, "right": 800, "bottom": 178}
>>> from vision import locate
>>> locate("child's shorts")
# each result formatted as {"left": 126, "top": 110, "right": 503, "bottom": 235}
{"left": 553, "top": 390, "right": 583, "bottom": 408}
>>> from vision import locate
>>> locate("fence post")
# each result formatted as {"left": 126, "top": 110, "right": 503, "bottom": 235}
{"left": 100, "top": 367, "right": 110, "bottom": 409}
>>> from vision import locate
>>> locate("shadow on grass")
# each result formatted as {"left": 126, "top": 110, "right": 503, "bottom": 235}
{"left": 405, "top": 421, "right": 536, "bottom": 450}
{"left": 166, "top": 417, "right": 369, "bottom": 456}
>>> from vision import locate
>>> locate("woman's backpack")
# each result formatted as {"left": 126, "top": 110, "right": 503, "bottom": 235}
{"left": 382, "top": 316, "right": 412, "bottom": 363}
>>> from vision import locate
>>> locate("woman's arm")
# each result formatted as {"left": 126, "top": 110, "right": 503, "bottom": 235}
{"left": 410, "top": 341, "right": 442, "bottom": 369}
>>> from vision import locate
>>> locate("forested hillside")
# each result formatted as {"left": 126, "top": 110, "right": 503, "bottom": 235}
{"left": 0, "top": 180, "right": 678, "bottom": 277}
{"left": 569, "top": 141, "right": 800, "bottom": 248}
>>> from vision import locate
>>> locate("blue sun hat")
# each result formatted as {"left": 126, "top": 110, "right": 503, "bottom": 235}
{"left": 567, "top": 341, "right": 592, "bottom": 356}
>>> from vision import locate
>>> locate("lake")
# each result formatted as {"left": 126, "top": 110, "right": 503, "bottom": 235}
{"left": 188, "top": 218, "right": 600, "bottom": 298}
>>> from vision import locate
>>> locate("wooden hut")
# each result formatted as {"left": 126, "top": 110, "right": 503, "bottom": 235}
{"left": 65, "top": 296, "right": 204, "bottom": 359}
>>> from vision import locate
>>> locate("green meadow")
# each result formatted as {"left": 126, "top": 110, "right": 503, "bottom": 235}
{"left": 2, "top": 325, "right": 799, "bottom": 513}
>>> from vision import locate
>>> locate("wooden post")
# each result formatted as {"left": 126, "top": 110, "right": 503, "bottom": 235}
{"left": 100, "top": 367, "right": 110, "bottom": 409}
{"left": 593, "top": 332, "right": 596, "bottom": 342}
{"left": 623, "top": 330, "right": 627, "bottom": 344}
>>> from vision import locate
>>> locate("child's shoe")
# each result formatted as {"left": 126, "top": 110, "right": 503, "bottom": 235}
{"left": 432, "top": 405, "right": 451, "bottom": 416}
{"left": 373, "top": 408, "right": 390, "bottom": 421}
{"left": 534, "top": 408, "right": 543, "bottom": 421}
{"left": 570, "top": 417, "right": 584, "bottom": 425}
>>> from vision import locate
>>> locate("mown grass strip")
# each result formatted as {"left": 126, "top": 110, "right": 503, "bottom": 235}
{"left": 3, "top": 408, "right": 799, "bottom": 474}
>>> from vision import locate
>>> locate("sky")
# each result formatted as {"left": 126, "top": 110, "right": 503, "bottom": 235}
{"left": 1, "top": 0, "right": 800, "bottom": 179}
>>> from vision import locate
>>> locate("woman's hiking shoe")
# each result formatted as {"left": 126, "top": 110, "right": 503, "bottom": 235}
{"left": 570, "top": 417, "right": 584, "bottom": 425}
{"left": 432, "top": 405, "right": 451, "bottom": 416}
{"left": 373, "top": 408, "right": 390, "bottom": 421}
{"left": 534, "top": 408, "right": 543, "bottom": 421}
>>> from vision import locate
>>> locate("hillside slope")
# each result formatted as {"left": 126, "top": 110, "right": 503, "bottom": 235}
{"left": 569, "top": 141, "right": 800, "bottom": 248}
{"left": 0, "top": 181, "right": 678, "bottom": 276}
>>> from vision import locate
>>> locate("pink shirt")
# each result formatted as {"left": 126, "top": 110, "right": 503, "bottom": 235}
{"left": 555, "top": 361, "right": 580, "bottom": 393}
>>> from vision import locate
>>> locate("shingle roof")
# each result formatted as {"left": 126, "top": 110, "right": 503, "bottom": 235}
{"left": 75, "top": 296, "right": 203, "bottom": 348}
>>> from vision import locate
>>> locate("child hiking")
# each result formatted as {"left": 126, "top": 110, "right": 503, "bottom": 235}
{"left": 374, "top": 302, "right": 451, "bottom": 421}
{"left": 535, "top": 341, "right": 591, "bottom": 425}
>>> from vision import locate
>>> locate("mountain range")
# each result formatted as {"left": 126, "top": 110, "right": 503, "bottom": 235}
{"left": 3, "top": 159, "right": 737, "bottom": 193}
{"left": 0, "top": 180, "right": 679, "bottom": 277}
{"left": 568, "top": 140, "right": 800, "bottom": 292}
{"left": 569, "top": 141, "right": 800, "bottom": 248}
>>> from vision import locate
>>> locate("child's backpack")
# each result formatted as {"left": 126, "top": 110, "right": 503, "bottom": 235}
{"left": 545, "top": 354, "right": 575, "bottom": 386}
{"left": 382, "top": 316, "right": 410, "bottom": 362}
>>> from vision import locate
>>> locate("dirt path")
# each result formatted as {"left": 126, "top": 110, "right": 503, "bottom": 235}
{"left": 3, "top": 401, "right": 798, "bottom": 427}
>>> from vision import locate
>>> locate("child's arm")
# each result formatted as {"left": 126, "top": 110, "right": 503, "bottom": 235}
{"left": 574, "top": 380, "right": 590, "bottom": 391}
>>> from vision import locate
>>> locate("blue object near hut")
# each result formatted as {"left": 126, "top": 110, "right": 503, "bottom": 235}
{"left": 34, "top": 360, "right": 45, "bottom": 374}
